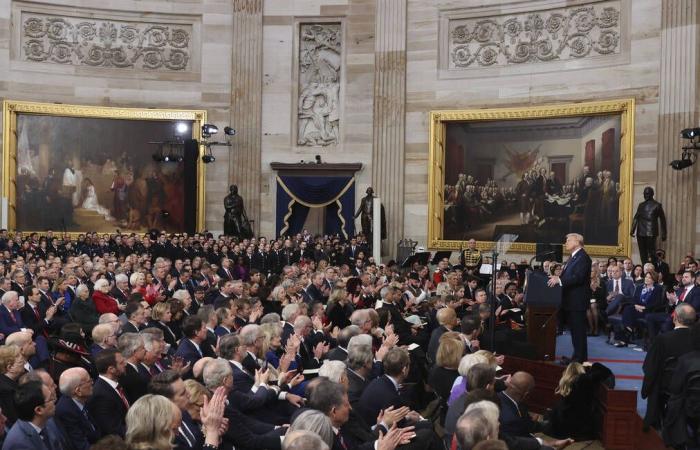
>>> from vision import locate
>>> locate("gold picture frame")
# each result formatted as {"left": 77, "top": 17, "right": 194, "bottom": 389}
{"left": 428, "top": 99, "right": 635, "bottom": 257}
{"left": 2, "top": 100, "right": 207, "bottom": 234}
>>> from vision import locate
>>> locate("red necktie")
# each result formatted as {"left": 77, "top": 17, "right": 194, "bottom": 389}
{"left": 116, "top": 385, "right": 130, "bottom": 408}
{"left": 680, "top": 289, "right": 687, "bottom": 302}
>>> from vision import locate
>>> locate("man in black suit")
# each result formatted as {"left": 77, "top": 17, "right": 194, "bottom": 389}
{"left": 306, "top": 272, "right": 328, "bottom": 306}
{"left": 358, "top": 347, "right": 417, "bottom": 420}
{"left": 174, "top": 316, "right": 208, "bottom": 378}
{"left": 87, "top": 348, "right": 129, "bottom": 437}
{"left": 548, "top": 233, "right": 592, "bottom": 363}
{"left": 325, "top": 326, "right": 360, "bottom": 362}
{"left": 642, "top": 303, "right": 696, "bottom": 428}
{"left": 217, "top": 258, "right": 235, "bottom": 281}
{"left": 21, "top": 286, "right": 57, "bottom": 338}
{"left": 498, "top": 371, "right": 573, "bottom": 449}
{"left": 118, "top": 332, "right": 149, "bottom": 404}
{"left": 346, "top": 344, "right": 374, "bottom": 406}
{"left": 149, "top": 370, "right": 204, "bottom": 450}
{"left": 122, "top": 302, "right": 146, "bottom": 334}
{"left": 56, "top": 367, "right": 101, "bottom": 450}
{"left": 110, "top": 274, "right": 130, "bottom": 305}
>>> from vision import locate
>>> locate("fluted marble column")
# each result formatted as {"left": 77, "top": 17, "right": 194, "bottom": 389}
{"left": 655, "top": 0, "right": 700, "bottom": 263}
{"left": 372, "top": 0, "right": 407, "bottom": 259}
{"left": 230, "top": 0, "right": 263, "bottom": 234}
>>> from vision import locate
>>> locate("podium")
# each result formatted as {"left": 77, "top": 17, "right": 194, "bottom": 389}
{"left": 524, "top": 270, "right": 561, "bottom": 361}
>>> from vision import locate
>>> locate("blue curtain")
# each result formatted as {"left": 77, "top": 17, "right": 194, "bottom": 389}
{"left": 276, "top": 175, "right": 355, "bottom": 238}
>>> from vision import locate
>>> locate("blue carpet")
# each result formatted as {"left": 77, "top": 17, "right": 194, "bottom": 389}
{"left": 554, "top": 333, "right": 646, "bottom": 417}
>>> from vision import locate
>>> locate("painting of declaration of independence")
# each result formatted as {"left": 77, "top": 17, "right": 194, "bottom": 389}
{"left": 14, "top": 114, "right": 192, "bottom": 232}
{"left": 442, "top": 113, "right": 625, "bottom": 247}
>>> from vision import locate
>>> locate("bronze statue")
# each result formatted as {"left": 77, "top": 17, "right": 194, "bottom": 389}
{"left": 631, "top": 186, "right": 667, "bottom": 264}
{"left": 224, "top": 185, "right": 252, "bottom": 238}
{"left": 354, "top": 187, "right": 386, "bottom": 241}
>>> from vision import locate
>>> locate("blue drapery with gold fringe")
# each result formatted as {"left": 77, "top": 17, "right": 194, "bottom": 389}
{"left": 276, "top": 175, "right": 355, "bottom": 238}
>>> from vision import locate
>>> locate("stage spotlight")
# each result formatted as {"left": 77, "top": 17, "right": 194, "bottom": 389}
{"left": 175, "top": 122, "right": 189, "bottom": 134}
{"left": 670, "top": 158, "right": 693, "bottom": 170}
{"left": 681, "top": 128, "right": 700, "bottom": 140}
{"left": 670, "top": 149, "right": 696, "bottom": 170}
{"left": 202, "top": 124, "right": 218, "bottom": 138}
{"left": 202, "top": 155, "right": 216, "bottom": 163}
{"left": 160, "top": 210, "right": 170, "bottom": 218}
{"left": 163, "top": 155, "right": 171, "bottom": 162}
{"left": 224, "top": 126, "right": 236, "bottom": 136}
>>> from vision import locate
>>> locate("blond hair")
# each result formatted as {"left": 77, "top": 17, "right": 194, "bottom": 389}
{"left": 436, "top": 332, "right": 464, "bottom": 369}
{"left": 125, "top": 394, "right": 175, "bottom": 450}
{"left": 555, "top": 362, "right": 585, "bottom": 397}
{"left": 0, "top": 345, "right": 21, "bottom": 374}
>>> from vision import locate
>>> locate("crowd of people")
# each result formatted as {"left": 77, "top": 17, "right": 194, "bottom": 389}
{"left": 0, "top": 228, "right": 695, "bottom": 449}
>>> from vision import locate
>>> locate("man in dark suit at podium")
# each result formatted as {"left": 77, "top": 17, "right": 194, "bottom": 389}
{"left": 548, "top": 233, "right": 592, "bottom": 363}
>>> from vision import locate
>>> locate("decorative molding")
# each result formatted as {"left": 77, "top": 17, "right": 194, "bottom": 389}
{"left": 297, "top": 23, "right": 342, "bottom": 147}
{"left": 11, "top": 2, "right": 201, "bottom": 74}
{"left": 438, "top": 0, "right": 629, "bottom": 78}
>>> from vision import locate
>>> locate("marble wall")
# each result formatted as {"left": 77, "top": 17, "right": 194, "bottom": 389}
{"left": 1, "top": 0, "right": 698, "bottom": 263}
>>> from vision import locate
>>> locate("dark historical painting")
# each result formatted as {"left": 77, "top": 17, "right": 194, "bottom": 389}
{"left": 442, "top": 114, "right": 622, "bottom": 246}
{"left": 15, "top": 115, "right": 192, "bottom": 232}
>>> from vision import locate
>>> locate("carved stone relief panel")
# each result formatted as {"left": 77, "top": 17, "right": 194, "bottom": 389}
{"left": 297, "top": 23, "right": 341, "bottom": 147}
{"left": 12, "top": 2, "right": 200, "bottom": 73}
{"left": 444, "top": 0, "right": 623, "bottom": 71}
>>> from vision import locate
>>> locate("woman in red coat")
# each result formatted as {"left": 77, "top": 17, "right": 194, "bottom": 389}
{"left": 92, "top": 279, "right": 122, "bottom": 315}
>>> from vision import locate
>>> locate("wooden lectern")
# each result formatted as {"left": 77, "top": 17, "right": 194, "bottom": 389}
{"left": 524, "top": 270, "right": 561, "bottom": 361}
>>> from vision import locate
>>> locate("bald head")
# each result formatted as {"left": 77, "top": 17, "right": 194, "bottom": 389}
{"left": 507, "top": 371, "right": 535, "bottom": 401}
{"left": 193, "top": 356, "right": 215, "bottom": 380}
{"left": 59, "top": 367, "right": 90, "bottom": 397}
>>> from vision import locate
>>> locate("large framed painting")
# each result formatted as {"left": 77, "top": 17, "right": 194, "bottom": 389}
{"left": 428, "top": 99, "right": 635, "bottom": 256}
{"left": 2, "top": 101, "right": 207, "bottom": 233}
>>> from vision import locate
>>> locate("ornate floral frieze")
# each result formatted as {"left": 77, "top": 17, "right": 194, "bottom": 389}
{"left": 447, "top": 1, "right": 621, "bottom": 70}
{"left": 19, "top": 11, "right": 193, "bottom": 71}
{"left": 297, "top": 23, "right": 342, "bottom": 147}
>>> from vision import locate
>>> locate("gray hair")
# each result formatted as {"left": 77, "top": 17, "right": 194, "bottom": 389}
{"left": 141, "top": 333, "right": 158, "bottom": 353}
{"left": 455, "top": 401, "right": 500, "bottom": 449}
{"left": 458, "top": 353, "right": 489, "bottom": 377}
{"left": 1, "top": 291, "right": 17, "bottom": 305}
{"left": 239, "top": 324, "right": 261, "bottom": 346}
{"left": 347, "top": 334, "right": 372, "bottom": 351}
{"left": 118, "top": 333, "right": 144, "bottom": 358}
{"left": 260, "top": 313, "right": 281, "bottom": 325}
{"left": 115, "top": 273, "right": 129, "bottom": 284}
{"left": 281, "top": 304, "right": 299, "bottom": 321}
{"left": 349, "top": 309, "right": 368, "bottom": 327}
{"left": 293, "top": 315, "right": 311, "bottom": 331}
{"left": 172, "top": 289, "right": 190, "bottom": 301}
{"left": 202, "top": 358, "right": 232, "bottom": 390}
{"left": 318, "top": 360, "right": 346, "bottom": 384}
{"left": 217, "top": 334, "right": 240, "bottom": 360}
{"left": 288, "top": 410, "right": 334, "bottom": 449}
{"left": 346, "top": 344, "right": 373, "bottom": 371}
{"left": 76, "top": 284, "right": 89, "bottom": 297}
{"left": 675, "top": 303, "right": 697, "bottom": 327}
{"left": 283, "top": 430, "right": 330, "bottom": 450}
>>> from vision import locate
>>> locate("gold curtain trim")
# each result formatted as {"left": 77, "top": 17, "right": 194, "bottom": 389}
{"left": 279, "top": 198, "right": 295, "bottom": 237}
{"left": 336, "top": 199, "right": 348, "bottom": 240}
{"left": 276, "top": 176, "right": 355, "bottom": 207}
